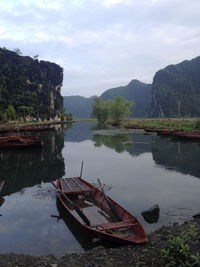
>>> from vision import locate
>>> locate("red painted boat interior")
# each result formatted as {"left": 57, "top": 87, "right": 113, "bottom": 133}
{"left": 57, "top": 177, "right": 148, "bottom": 244}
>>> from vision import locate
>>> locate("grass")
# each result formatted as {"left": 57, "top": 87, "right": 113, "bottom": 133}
{"left": 121, "top": 118, "right": 200, "bottom": 133}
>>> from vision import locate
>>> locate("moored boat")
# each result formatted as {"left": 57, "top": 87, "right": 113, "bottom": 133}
{"left": 144, "top": 128, "right": 158, "bottom": 133}
{"left": 55, "top": 177, "right": 148, "bottom": 245}
{"left": 157, "top": 129, "right": 176, "bottom": 136}
{"left": 0, "top": 135, "right": 43, "bottom": 149}
{"left": 124, "top": 125, "right": 145, "bottom": 129}
{"left": 18, "top": 126, "right": 55, "bottom": 132}
{"left": 0, "top": 125, "right": 54, "bottom": 134}
{"left": 172, "top": 131, "right": 200, "bottom": 141}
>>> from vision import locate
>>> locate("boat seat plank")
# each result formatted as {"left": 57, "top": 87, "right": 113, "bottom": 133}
{"left": 92, "top": 219, "right": 138, "bottom": 231}
{"left": 60, "top": 177, "right": 92, "bottom": 194}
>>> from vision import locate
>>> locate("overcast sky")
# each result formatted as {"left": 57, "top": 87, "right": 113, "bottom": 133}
{"left": 0, "top": 0, "right": 200, "bottom": 97}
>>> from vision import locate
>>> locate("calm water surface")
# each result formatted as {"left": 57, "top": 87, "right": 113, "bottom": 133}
{"left": 0, "top": 122, "right": 200, "bottom": 256}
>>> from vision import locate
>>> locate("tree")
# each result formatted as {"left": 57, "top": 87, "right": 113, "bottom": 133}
{"left": 110, "top": 96, "right": 133, "bottom": 123}
{"left": 18, "top": 106, "right": 34, "bottom": 120}
{"left": 14, "top": 48, "right": 22, "bottom": 55}
{"left": 91, "top": 97, "right": 110, "bottom": 124}
{"left": 5, "top": 105, "right": 16, "bottom": 120}
{"left": 91, "top": 96, "right": 133, "bottom": 124}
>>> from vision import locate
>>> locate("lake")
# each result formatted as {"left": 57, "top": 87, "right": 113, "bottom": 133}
{"left": 0, "top": 122, "right": 200, "bottom": 257}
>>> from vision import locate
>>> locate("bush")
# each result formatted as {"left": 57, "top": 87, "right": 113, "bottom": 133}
{"left": 195, "top": 119, "right": 200, "bottom": 130}
{"left": 160, "top": 223, "right": 200, "bottom": 266}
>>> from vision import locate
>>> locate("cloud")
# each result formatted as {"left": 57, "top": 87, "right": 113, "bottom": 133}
{"left": 0, "top": 0, "right": 200, "bottom": 97}
{"left": 102, "top": 0, "right": 132, "bottom": 8}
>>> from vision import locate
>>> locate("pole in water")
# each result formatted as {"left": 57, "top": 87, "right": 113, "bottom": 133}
{"left": 80, "top": 161, "right": 84, "bottom": 178}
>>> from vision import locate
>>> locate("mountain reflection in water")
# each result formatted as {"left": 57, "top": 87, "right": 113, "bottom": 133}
{"left": 0, "top": 128, "right": 65, "bottom": 196}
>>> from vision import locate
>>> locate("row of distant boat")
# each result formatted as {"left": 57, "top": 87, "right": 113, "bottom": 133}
{"left": 123, "top": 125, "right": 200, "bottom": 141}
{"left": 0, "top": 125, "right": 54, "bottom": 149}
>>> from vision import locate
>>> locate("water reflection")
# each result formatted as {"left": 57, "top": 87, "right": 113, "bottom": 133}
{"left": 93, "top": 134, "right": 133, "bottom": 153}
{"left": 141, "top": 204, "right": 160, "bottom": 224}
{"left": 64, "top": 122, "right": 93, "bottom": 142}
{"left": 152, "top": 137, "right": 200, "bottom": 178}
{"left": 0, "top": 122, "right": 200, "bottom": 256}
{"left": 0, "top": 127, "right": 66, "bottom": 196}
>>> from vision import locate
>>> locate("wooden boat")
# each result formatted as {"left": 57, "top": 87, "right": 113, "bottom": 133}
{"left": 0, "top": 125, "right": 54, "bottom": 134}
{"left": 157, "top": 129, "right": 176, "bottom": 136}
{"left": 172, "top": 131, "right": 200, "bottom": 141}
{"left": 18, "top": 126, "right": 55, "bottom": 132}
{"left": 56, "top": 177, "right": 148, "bottom": 245}
{"left": 124, "top": 125, "right": 145, "bottom": 129}
{"left": 144, "top": 128, "right": 158, "bottom": 133}
{"left": 0, "top": 135, "right": 43, "bottom": 149}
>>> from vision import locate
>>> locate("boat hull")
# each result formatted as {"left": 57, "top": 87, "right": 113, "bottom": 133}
{"left": 0, "top": 135, "right": 43, "bottom": 149}
{"left": 56, "top": 177, "right": 148, "bottom": 245}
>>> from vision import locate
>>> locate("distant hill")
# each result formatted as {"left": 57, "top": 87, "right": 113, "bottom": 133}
{"left": 150, "top": 56, "right": 200, "bottom": 117}
{"left": 63, "top": 95, "right": 96, "bottom": 118}
{"left": 64, "top": 56, "right": 200, "bottom": 119}
{"left": 63, "top": 80, "right": 151, "bottom": 118}
{"left": 101, "top": 79, "right": 151, "bottom": 117}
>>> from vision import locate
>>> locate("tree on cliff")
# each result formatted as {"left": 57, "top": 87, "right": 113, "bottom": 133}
{"left": 91, "top": 96, "right": 133, "bottom": 124}
{"left": 13, "top": 48, "right": 22, "bottom": 55}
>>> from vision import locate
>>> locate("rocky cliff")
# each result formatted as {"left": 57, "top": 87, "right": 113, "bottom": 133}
{"left": 0, "top": 48, "right": 63, "bottom": 120}
{"left": 150, "top": 56, "right": 200, "bottom": 117}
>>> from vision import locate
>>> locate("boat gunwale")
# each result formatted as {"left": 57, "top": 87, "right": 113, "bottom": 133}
{"left": 56, "top": 177, "right": 148, "bottom": 244}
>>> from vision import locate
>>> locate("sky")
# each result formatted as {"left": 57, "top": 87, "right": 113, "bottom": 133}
{"left": 0, "top": 0, "right": 200, "bottom": 97}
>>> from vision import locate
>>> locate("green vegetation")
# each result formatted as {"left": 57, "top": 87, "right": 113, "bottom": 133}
{"left": 93, "top": 134, "right": 133, "bottom": 153}
{"left": 101, "top": 79, "right": 151, "bottom": 118}
{"left": 122, "top": 118, "right": 200, "bottom": 132}
{"left": 195, "top": 119, "right": 200, "bottom": 130}
{"left": 109, "top": 96, "right": 133, "bottom": 123}
{"left": 91, "top": 97, "right": 110, "bottom": 124}
{"left": 5, "top": 105, "right": 16, "bottom": 121}
{"left": 91, "top": 96, "right": 133, "bottom": 124}
{"left": 0, "top": 47, "right": 63, "bottom": 121}
{"left": 160, "top": 222, "right": 200, "bottom": 266}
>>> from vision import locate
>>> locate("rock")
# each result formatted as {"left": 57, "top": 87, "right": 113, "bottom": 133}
{"left": 193, "top": 213, "right": 200, "bottom": 219}
{"left": 141, "top": 204, "right": 160, "bottom": 224}
{"left": 92, "top": 238, "right": 102, "bottom": 244}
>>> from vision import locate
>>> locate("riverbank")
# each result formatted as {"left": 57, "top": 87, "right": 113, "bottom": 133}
{"left": 0, "top": 120, "right": 72, "bottom": 134}
{"left": 77, "top": 117, "right": 200, "bottom": 133}
{"left": 122, "top": 118, "right": 200, "bottom": 133}
{"left": 0, "top": 217, "right": 199, "bottom": 266}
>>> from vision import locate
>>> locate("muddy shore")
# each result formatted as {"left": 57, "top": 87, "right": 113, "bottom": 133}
{"left": 0, "top": 218, "right": 199, "bottom": 267}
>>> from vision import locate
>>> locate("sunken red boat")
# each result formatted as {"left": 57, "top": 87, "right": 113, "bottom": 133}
{"left": 0, "top": 135, "right": 43, "bottom": 149}
{"left": 56, "top": 177, "right": 148, "bottom": 245}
